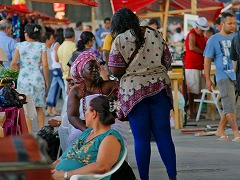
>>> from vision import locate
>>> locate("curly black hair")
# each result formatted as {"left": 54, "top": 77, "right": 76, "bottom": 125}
{"left": 110, "top": 8, "right": 145, "bottom": 50}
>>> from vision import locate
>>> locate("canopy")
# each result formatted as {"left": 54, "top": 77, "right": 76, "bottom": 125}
{"left": 111, "top": 0, "right": 224, "bottom": 21}
{"left": 26, "top": 0, "right": 98, "bottom": 7}
{"left": 170, "top": 0, "right": 224, "bottom": 21}
{"left": 0, "top": 4, "right": 71, "bottom": 24}
{"left": 110, "top": 0, "right": 156, "bottom": 13}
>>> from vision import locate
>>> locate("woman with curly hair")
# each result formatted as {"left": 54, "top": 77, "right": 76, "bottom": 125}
{"left": 108, "top": 8, "right": 177, "bottom": 180}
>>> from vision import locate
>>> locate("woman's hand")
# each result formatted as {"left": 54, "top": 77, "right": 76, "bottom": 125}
{"left": 52, "top": 158, "right": 60, "bottom": 168}
{"left": 48, "top": 119, "right": 61, "bottom": 127}
{"left": 45, "top": 82, "right": 49, "bottom": 92}
{"left": 52, "top": 169, "right": 65, "bottom": 180}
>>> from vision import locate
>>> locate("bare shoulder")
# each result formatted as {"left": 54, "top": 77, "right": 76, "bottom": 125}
{"left": 101, "top": 80, "right": 118, "bottom": 96}
{"left": 102, "top": 134, "right": 120, "bottom": 145}
{"left": 69, "top": 84, "right": 85, "bottom": 99}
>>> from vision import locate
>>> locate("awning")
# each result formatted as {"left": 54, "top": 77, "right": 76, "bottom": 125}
{"left": 25, "top": 0, "right": 98, "bottom": 7}
{"left": 171, "top": 0, "right": 224, "bottom": 21}
{"left": 0, "top": 4, "right": 71, "bottom": 25}
{"left": 110, "top": 0, "right": 156, "bottom": 13}
{"left": 111, "top": 0, "right": 224, "bottom": 21}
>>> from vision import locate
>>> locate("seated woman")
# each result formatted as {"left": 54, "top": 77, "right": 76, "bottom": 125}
{"left": 52, "top": 96, "right": 125, "bottom": 180}
{"left": 66, "top": 51, "right": 129, "bottom": 147}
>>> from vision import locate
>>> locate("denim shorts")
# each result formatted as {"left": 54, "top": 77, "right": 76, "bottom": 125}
{"left": 217, "top": 78, "right": 236, "bottom": 114}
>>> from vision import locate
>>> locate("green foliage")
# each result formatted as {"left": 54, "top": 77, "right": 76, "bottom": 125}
{"left": 0, "top": 66, "right": 19, "bottom": 80}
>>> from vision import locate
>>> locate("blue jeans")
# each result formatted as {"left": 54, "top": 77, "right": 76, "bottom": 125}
{"left": 47, "top": 68, "right": 65, "bottom": 107}
{"left": 128, "top": 90, "right": 177, "bottom": 180}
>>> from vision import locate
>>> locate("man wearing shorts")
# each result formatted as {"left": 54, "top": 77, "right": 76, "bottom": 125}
{"left": 204, "top": 13, "right": 240, "bottom": 142}
{"left": 184, "top": 17, "right": 209, "bottom": 119}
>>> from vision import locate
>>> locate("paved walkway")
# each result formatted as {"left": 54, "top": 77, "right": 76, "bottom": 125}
{"left": 32, "top": 99, "right": 240, "bottom": 180}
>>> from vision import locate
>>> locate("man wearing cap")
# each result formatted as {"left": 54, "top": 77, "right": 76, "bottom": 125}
{"left": 184, "top": 17, "right": 209, "bottom": 119}
{"left": 204, "top": 13, "right": 240, "bottom": 141}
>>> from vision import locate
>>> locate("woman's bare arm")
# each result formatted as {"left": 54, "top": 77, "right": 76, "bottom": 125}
{"left": 10, "top": 49, "right": 20, "bottom": 69}
{"left": 67, "top": 86, "right": 87, "bottom": 131}
{"left": 42, "top": 51, "right": 49, "bottom": 90}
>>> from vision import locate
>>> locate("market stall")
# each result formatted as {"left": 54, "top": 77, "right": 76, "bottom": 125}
{"left": 0, "top": 4, "right": 71, "bottom": 25}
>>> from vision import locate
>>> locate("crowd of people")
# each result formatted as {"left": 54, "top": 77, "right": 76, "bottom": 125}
{"left": 2, "top": 6, "right": 240, "bottom": 180}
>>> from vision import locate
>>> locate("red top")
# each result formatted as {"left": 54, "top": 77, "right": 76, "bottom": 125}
{"left": 184, "top": 28, "right": 206, "bottom": 70}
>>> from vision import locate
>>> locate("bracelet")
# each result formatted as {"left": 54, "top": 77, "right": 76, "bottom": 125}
{"left": 64, "top": 171, "right": 68, "bottom": 180}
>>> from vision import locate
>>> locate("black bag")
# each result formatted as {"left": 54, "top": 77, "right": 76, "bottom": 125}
{"left": 111, "top": 160, "right": 136, "bottom": 180}
{"left": 0, "top": 86, "right": 25, "bottom": 108}
{"left": 37, "top": 126, "right": 61, "bottom": 161}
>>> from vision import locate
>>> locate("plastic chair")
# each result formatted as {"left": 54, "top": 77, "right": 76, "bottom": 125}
{"left": 194, "top": 89, "right": 222, "bottom": 121}
{"left": 58, "top": 113, "right": 70, "bottom": 152}
{"left": 70, "top": 146, "right": 127, "bottom": 180}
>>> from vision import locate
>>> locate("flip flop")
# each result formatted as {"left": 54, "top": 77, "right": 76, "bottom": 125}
{"left": 218, "top": 135, "right": 231, "bottom": 141}
{"left": 232, "top": 137, "right": 240, "bottom": 142}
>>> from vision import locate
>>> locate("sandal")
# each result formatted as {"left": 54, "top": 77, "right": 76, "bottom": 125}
{"left": 50, "top": 112, "right": 61, "bottom": 116}
{"left": 45, "top": 112, "right": 52, "bottom": 116}
{"left": 232, "top": 137, "right": 240, "bottom": 142}
{"left": 217, "top": 135, "right": 231, "bottom": 141}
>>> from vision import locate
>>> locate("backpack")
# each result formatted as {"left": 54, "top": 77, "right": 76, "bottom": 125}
{"left": 37, "top": 126, "right": 61, "bottom": 161}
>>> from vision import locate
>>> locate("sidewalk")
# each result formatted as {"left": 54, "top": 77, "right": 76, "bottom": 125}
{"left": 128, "top": 115, "right": 240, "bottom": 180}
{"left": 34, "top": 99, "right": 240, "bottom": 180}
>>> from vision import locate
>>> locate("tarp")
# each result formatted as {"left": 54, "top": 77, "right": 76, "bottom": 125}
{"left": 25, "top": 0, "right": 98, "bottom": 7}
{"left": 110, "top": 0, "right": 156, "bottom": 13}
{"left": 171, "top": 0, "right": 224, "bottom": 21}
{"left": 0, "top": 4, "right": 70, "bottom": 24}
{"left": 111, "top": 0, "right": 224, "bottom": 21}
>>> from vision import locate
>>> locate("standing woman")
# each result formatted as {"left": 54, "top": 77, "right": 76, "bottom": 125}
{"left": 46, "top": 28, "right": 65, "bottom": 116}
{"left": 108, "top": 8, "right": 177, "bottom": 180}
{"left": 11, "top": 23, "right": 49, "bottom": 131}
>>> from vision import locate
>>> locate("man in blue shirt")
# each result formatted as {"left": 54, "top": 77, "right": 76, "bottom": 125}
{"left": 0, "top": 20, "right": 17, "bottom": 68}
{"left": 96, "top": 17, "right": 111, "bottom": 47}
{"left": 204, "top": 13, "right": 240, "bottom": 142}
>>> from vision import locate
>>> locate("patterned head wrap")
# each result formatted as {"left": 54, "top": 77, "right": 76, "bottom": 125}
{"left": 70, "top": 51, "right": 99, "bottom": 83}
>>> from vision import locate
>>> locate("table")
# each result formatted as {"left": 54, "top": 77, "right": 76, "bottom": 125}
{"left": 168, "top": 72, "right": 183, "bottom": 129}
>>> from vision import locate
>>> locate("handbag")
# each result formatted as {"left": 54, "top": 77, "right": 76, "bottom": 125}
{"left": 37, "top": 126, "right": 60, "bottom": 161}
{"left": 2, "top": 107, "right": 21, "bottom": 136}
{"left": 0, "top": 86, "right": 26, "bottom": 108}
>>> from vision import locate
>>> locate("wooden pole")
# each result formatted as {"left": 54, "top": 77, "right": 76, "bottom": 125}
{"left": 162, "top": 0, "right": 170, "bottom": 40}
{"left": 160, "top": 2, "right": 164, "bottom": 28}
{"left": 26, "top": 0, "right": 33, "bottom": 10}
{"left": 191, "top": 0, "right": 197, "bottom": 14}
{"left": 91, "top": 7, "right": 95, "bottom": 32}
